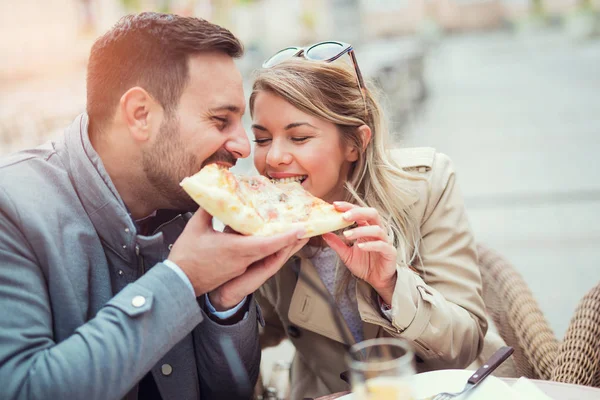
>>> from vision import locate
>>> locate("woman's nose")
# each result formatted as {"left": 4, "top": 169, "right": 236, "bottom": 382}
{"left": 266, "top": 142, "right": 292, "bottom": 166}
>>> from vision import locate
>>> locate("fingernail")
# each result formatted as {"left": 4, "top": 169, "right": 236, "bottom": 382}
{"left": 343, "top": 230, "right": 353, "bottom": 238}
{"left": 343, "top": 211, "right": 352, "bottom": 220}
{"left": 333, "top": 201, "right": 342, "bottom": 205}
{"left": 357, "top": 243, "right": 365, "bottom": 249}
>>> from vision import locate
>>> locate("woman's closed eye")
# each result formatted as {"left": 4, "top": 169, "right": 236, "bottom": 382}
{"left": 253, "top": 138, "right": 271, "bottom": 146}
{"left": 253, "top": 136, "right": 311, "bottom": 146}
{"left": 291, "top": 136, "right": 309, "bottom": 143}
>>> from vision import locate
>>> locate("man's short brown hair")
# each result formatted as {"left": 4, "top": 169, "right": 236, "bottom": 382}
{"left": 86, "top": 12, "right": 243, "bottom": 132}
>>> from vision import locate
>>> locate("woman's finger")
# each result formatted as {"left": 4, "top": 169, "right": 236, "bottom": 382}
{"left": 342, "top": 207, "right": 381, "bottom": 226}
{"left": 343, "top": 225, "right": 388, "bottom": 242}
{"left": 332, "top": 201, "right": 356, "bottom": 212}
{"left": 355, "top": 240, "right": 396, "bottom": 259}
{"left": 322, "top": 233, "right": 353, "bottom": 265}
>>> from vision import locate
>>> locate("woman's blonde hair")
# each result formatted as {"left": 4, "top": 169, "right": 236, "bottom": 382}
{"left": 249, "top": 58, "right": 422, "bottom": 275}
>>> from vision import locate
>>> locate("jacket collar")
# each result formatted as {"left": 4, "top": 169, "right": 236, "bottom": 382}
{"left": 56, "top": 114, "right": 139, "bottom": 263}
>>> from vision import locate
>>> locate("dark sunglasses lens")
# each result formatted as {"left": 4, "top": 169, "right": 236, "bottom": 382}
{"left": 305, "top": 42, "right": 345, "bottom": 61}
{"left": 263, "top": 48, "right": 300, "bottom": 68}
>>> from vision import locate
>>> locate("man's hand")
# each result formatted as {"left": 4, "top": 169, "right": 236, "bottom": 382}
{"left": 168, "top": 208, "right": 306, "bottom": 301}
{"left": 208, "top": 237, "right": 308, "bottom": 310}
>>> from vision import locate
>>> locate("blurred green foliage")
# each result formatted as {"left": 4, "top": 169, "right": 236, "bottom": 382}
{"left": 120, "top": 0, "right": 141, "bottom": 11}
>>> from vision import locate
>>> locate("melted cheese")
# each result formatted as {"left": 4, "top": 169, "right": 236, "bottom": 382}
{"left": 236, "top": 178, "right": 311, "bottom": 223}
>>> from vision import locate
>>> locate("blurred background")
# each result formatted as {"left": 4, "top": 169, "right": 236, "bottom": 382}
{"left": 1, "top": 0, "right": 599, "bottom": 392}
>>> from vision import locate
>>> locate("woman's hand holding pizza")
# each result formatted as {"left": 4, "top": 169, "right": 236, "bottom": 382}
{"left": 322, "top": 201, "right": 397, "bottom": 305}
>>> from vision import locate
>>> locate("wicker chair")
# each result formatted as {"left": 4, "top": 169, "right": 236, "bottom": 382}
{"left": 551, "top": 281, "right": 600, "bottom": 387}
{"left": 477, "top": 244, "right": 600, "bottom": 387}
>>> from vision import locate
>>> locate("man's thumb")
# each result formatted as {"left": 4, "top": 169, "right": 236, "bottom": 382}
{"left": 187, "top": 207, "right": 213, "bottom": 232}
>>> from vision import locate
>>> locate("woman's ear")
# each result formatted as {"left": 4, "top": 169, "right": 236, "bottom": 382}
{"left": 346, "top": 125, "right": 372, "bottom": 162}
{"left": 358, "top": 125, "right": 372, "bottom": 151}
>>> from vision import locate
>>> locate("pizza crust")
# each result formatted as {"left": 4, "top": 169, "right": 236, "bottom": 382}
{"left": 180, "top": 168, "right": 265, "bottom": 235}
{"left": 258, "top": 212, "right": 351, "bottom": 238}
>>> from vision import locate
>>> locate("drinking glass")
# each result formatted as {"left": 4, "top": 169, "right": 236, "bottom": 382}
{"left": 347, "top": 338, "right": 416, "bottom": 400}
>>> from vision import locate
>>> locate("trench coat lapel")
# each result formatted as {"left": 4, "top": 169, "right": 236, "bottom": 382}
{"left": 287, "top": 256, "right": 356, "bottom": 346}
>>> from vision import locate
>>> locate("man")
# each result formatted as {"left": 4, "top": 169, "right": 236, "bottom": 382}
{"left": 0, "top": 12, "right": 307, "bottom": 400}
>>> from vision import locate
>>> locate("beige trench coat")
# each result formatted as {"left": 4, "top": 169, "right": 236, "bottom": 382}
{"left": 256, "top": 148, "right": 492, "bottom": 400}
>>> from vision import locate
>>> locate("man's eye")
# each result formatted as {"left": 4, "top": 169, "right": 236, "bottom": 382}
{"left": 213, "top": 117, "right": 228, "bottom": 129}
{"left": 253, "top": 138, "right": 271, "bottom": 145}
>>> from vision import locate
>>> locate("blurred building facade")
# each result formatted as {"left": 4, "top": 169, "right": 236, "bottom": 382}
{"left": 1, "top": 0, "right": 599, "bottom": 155}
{"left": 362, "top": 0, "right": 599, "bottom": 36}
{"left": 1, "top": 1, "right": 596, "bottom": 77}
{"left": 201, "top": 0, "right": 600, "bottom": 54}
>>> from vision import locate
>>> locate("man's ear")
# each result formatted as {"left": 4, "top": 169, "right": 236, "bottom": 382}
{"left": 346, "top": 125, "right": 372, "bottom": 162}
{"left": 119, "top": 87, "right": 159, "bottom": 142}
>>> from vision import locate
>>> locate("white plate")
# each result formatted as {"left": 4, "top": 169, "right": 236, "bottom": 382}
{"left": 337, "top": 369, "right": 513, "bottom": 399}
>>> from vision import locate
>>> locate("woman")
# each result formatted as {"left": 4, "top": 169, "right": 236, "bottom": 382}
{"left": 250, "top": 42, "right": 489, "bottom": 400}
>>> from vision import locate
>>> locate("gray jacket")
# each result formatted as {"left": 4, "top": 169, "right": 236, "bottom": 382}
{"left": 0, "top": 114, "right": 260, "bottom": 400}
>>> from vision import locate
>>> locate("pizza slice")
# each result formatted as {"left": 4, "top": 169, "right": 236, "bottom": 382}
{"left": 180, "top": 163, "right": 353, "bottom": 238}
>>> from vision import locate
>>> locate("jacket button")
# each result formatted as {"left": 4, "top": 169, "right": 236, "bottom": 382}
{"left": 287, "top": 325, "right": 301, "bottom": 338}
{"left": 131, "top": 295, "right": 146, "bottom": 308}
{"left": 161, "top": 364, "right": 173, "bottom": 376}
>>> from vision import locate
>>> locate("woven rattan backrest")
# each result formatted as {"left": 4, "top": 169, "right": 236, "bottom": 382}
{"left": 551, "top": 282, "right": 600, "bottom": 387}
{"left": 477, "top": 244, "right": 559, "bottom": 379}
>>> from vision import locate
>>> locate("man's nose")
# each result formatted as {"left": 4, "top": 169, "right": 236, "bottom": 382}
{"left": 266, "top": 141, "right": 292, "bottom": 166}
{"left": 225, "top": 124, "right": 251, "bottom": 159}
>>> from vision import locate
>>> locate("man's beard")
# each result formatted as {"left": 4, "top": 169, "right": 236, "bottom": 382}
{"left": 142, "top": 116, "right": 238, "bottom": 212}
{"left": 201, "top": 149, "right": 237, "bottom": 168}
{"left": 142, "top": 117, "right": 199, "bottom": 211}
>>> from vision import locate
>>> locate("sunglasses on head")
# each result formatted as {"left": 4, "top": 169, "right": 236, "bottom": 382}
{"left": 262, "top": 41, "right": 366, "bottom": 91}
